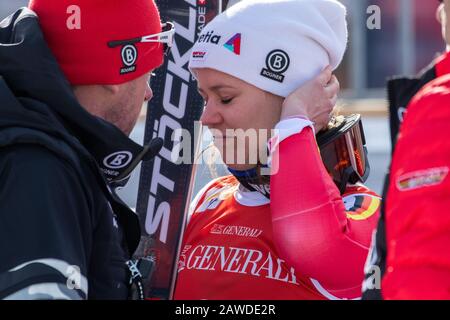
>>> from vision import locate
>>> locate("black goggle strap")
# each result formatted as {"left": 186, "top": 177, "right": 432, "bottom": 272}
{"left": 338, "top": 166, "right": 355, "bottom": 195}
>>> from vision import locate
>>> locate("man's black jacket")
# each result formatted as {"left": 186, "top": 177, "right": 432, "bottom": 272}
{"left": 0, "top": 8, "right": 161, "bottom": 299}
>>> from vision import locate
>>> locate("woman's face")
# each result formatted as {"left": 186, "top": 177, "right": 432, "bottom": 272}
{"left": 437, "top": 0, "right": 450, "bottom": 49}
{"left": 195, "top": 68, "right": 283, "bottom": 171}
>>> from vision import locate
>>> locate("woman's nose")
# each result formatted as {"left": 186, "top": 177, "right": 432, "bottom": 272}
{"left": 200, "top": 103, "right": 223, "bottom": 127}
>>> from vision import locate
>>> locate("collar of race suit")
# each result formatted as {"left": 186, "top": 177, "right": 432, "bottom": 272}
{"left": 228, "top": 166, "right": 271, "bottom": 199}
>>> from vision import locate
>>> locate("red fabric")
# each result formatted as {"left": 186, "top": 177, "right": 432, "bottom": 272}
{"left": 435, "top": 51, "right": 450, "bottom": 78}
{"left": 174, "top": 129, "right": 380, "bottom": 300}
{"left": 382, "top": 72, "right": 450, "bottom": 299}
{"left": 29, "top": 0, "right": 163, "bottom": 85}
{"left": 270, "top": 127, "right": 380, "bottom": 293}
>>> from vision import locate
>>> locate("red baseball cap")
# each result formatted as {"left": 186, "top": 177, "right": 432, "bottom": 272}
{"left": 29, "top": 0, "right": 165, "bottom": 85}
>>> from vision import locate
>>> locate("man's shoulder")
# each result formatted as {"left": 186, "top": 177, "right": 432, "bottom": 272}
{"left": 0, "top": 143, "right": 91, "bottom": 195}
{"left": 0, "top": 142, "right": 102, "bottom": 228}
{"left": 409, "top": 73, "right": 450, "bottom": 118}
{"left": 396, "top": 73, "right": 450, "bottom": 144}
{"left": 1, "top": 143, "right": 78, "bottom": 172}
{"left": 0, "top": 123, "right": 87, "bottom": 165}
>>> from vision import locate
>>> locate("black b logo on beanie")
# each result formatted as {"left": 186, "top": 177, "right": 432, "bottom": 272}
{"left": 120, "top": 44, "right": 138, "bottom": 74}
{"left": 260, "top": 49, "right": 290, "bottom": 83}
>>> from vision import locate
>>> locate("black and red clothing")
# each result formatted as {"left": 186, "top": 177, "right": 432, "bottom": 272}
{"left": 363, "top": 51, "right": 450, "bottom": 299}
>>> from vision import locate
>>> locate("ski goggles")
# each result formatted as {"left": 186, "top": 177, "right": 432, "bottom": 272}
{"left": 316, "top": 114, "right": 370, "bottom": 194}
{"left": 107, "top": 22, "right": 175, "bottom": 56}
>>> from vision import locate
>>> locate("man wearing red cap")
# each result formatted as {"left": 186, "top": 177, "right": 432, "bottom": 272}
{"left": 29, "top": 0, "right": 170, "bottom": 135}
{"left": 0, "top": 0, "right": 173, "bottom": 299}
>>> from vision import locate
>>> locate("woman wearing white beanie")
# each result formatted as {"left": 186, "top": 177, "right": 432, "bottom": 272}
{"left": 174, "top": 0, "right": 381, "bottom": 299}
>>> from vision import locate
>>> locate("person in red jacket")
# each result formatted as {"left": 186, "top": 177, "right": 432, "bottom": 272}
{"left": 362, "top": 0, "right": 450, "bottom": 300}
{"left": 381, "top": 0, "right": 450, "bottom": 299}
{"left": 173, "top": 0, "right": 380, "bottom": 300}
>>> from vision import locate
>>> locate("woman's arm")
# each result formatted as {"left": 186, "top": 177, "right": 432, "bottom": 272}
{"left": 270, "top": 123, "right": 380, "bottom": 295}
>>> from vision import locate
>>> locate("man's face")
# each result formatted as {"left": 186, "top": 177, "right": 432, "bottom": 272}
{"left": 73, "top": 72, "right": 154, "bottom": 136}
{"left": 105, "top": 72, "right": 153, "bottom": 135}
{"left": 437, "top": 0, "right": 450, "bottom": 49}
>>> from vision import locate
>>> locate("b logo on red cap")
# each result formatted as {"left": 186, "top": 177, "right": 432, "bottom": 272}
{"left": 120, "top": 45, "right": 138, "bottom": 74}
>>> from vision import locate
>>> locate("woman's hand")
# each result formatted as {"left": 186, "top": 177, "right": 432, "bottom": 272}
{"left": 280, "top": 66, "right": 340, "bottom": 132}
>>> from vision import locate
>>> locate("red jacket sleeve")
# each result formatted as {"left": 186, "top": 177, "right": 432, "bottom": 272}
{"left": 270, "top": 126, "right": 380, "bottom": 296}
{"left": 382, "top": 75, "right": 450, "bottom": 300}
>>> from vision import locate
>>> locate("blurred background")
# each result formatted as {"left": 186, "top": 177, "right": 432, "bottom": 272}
{"left": 0, "top": 0, "right": 445, "bottom": 207}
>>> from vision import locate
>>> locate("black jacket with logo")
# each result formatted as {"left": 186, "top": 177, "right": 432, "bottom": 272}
{"left": 0, "top": 8, "right": 161, "bottom": 299}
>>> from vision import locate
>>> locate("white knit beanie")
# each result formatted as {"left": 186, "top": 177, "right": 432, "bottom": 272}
{"left": 189, "top": 0, "right": 348, "bottom": 98}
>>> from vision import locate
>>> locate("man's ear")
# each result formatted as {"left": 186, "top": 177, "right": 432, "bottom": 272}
{"left": 103, "top": 84, "right": 121, "bottom": 94}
